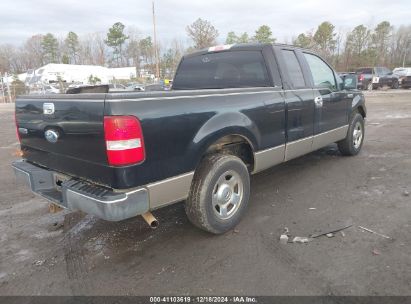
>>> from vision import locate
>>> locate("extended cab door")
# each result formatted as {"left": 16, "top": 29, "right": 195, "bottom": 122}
{"left": 274, "top": 46, "right": 315, "bottom": 161}
{"left": 300, "top": 51, "right": 349, "bottom": 149}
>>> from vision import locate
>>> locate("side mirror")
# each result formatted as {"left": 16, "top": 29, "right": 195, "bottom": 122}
{"left": 342, "top": 74, "right": 357, "bottom": 90}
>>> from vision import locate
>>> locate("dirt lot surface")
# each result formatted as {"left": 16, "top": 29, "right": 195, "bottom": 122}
{"left": 0, "top": 90, "right": 410, "bottom": 296}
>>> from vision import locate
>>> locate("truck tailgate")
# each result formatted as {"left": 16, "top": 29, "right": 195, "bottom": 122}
{"left": 15, "top": 94, "right": 108, "bottom": 184}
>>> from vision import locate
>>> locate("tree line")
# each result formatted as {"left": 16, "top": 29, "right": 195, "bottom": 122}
{"left": 292, "top": 21, "right": 411, "bottom": 71}
{"left": 1, "top": 18, "right": 410, "bottom": 79}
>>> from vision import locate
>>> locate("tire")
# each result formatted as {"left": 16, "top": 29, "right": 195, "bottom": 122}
{"left": 185, "top": 154, "right": 250, "bottom": 234}
{"left": 338, "top": 112, "right": 365, "bottom": 156}
{"left": 391, "top": 80, "right": 399, "bottom": 89}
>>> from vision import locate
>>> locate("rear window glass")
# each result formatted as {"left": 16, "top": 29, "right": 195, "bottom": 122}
{"left": 173, "top": 51, "right": 271, "bottom": 90}
{"left": 355, "top": 68, "right": 373, "bottom": 74}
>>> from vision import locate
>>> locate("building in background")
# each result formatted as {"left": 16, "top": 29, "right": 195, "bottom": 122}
{"left": 1, "top": 64, "right": 155, "bottom": 87}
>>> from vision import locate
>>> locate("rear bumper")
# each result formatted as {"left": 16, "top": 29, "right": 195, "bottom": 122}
{"left": 12, "top": 160, "right": 149, "bottom": 221}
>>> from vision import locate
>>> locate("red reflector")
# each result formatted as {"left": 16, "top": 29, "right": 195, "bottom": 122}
{"left": 104, "top": 116, "right": 145, "bottom": 166}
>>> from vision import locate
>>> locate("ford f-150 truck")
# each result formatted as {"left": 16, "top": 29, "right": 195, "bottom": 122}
{"left": 12, "top": 43, "right": 366, "bottom": 234}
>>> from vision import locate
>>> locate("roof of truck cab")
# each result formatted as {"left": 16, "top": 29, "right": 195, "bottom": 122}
{"left": 183, "top": 43, "right": 308, "bottom": 59}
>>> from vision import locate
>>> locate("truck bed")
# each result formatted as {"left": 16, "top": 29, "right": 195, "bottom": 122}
{"left": 16, "top": 88, "right": 285, "bottom": 189}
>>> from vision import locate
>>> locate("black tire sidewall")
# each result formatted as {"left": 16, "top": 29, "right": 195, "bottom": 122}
{"left": 201, "top": 156, "right": 250, "bottom": 233}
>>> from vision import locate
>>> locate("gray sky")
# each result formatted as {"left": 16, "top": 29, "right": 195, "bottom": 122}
{"left": 1, "top": 0, "right": 410, "bottom": 47}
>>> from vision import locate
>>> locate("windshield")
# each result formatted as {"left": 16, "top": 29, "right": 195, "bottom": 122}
{"left": 173, "top": 50, "right": 271, "bottom": 90}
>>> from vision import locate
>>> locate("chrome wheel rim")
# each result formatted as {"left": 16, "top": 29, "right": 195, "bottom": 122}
{"left": 212, "top": 170, "right": 243, "bottom": 220}
{"left": 353, "top": 121, "right": 363, "bottom": 149}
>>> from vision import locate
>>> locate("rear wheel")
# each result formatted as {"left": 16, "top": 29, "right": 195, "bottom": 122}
{"left": 185, "top": 154, "right": 250, "bottom": 234}
{"left": 338, "top": 112, "right": 365, "bottom": 156}
{"left": 391, "top": 80, "right": 399, "bottom": 89}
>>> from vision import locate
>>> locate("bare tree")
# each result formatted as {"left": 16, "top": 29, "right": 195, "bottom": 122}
{"left": 126, "top": 27, "right": 142, "bottom": 75}
{"left": 186, "top": 18, "right": 219, "bottom": 49}
{"left": 92, "top": 32, "right": 107, "bottom": 66}
{"left": 79, "top": 34, "right": 93, "bottom": 65}
{"left": 22, "top": 35, "right": 44, "bottom": 68}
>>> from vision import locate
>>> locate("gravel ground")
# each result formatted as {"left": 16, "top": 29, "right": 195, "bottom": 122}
{"left": 0, "top": 90, "right": 410, "bottom": 296}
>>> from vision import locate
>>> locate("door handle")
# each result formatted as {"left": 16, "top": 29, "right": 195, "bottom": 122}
{"left": 314, "top": 96, "right": 323, "bottom": 107}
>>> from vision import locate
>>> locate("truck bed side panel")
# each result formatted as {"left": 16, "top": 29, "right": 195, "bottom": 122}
{"left": 104, "top": 88, "right": 285, "bottom": 188}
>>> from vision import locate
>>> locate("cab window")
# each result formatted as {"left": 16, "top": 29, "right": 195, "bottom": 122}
{"left": 304, "top": 53, "right": 337, "bottom": 91}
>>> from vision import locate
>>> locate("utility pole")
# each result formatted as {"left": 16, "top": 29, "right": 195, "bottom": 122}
{"left": 152, "top": 0, "right": 160, "bottom": 79}
{"left": 5, "top": 73, "right": 12, "bottom": 103}
{"left": 0, "top": 73, "right": 5, "bottom": 103}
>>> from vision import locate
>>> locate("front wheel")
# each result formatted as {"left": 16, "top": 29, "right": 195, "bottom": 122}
{"left": 185, "top": 154, "right": 250, "bottom": 234}
{"left": 338, "top": 112, "right": 365, "bottom": 156}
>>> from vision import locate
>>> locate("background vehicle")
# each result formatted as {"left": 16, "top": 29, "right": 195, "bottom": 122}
{"left": 108, "top": 83, "right": 127, "bottom": 92}
{"left": 356, "top": 67, "right": 399, "bottom": 90}
{"left": 393, "top": 67, "right": 411, "bottom": 88}
{"left": 338, "top": 72, "right": 358, "bottom": 90}
{"left": 27, "top": 84, "right": 60, "bottom": 94}
{"left": 43, "top": 85, "right": 60, "bottom": 94}
{"left": 126, "top": 83, "right": 145, "bottom": 91}
{"left": 144, "top": 83, "right": 168, "bottom": 91}
{"left": 13, "top": 43, "right": 366, "bottom": 234}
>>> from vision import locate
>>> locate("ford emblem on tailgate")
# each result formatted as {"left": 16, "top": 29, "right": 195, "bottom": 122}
{"left": 45, "top": 129, "right": 59, "bottom": 143}
{"left": 43, "top": 103, "right": 55, "bottom": 115}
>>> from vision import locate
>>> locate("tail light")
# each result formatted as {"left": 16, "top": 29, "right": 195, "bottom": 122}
{"left": 358, "top": 74, "right": 364, "bottom": 81}
{"left": 104, "top": 116, "right": 145, "bottom": 166}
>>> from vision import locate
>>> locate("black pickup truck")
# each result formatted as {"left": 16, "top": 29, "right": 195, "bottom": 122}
{"left": 356, "top": 67, "right": 399, "bottom": 90}
{"left": 13, "top": 43, "right": 366, "bottom": 234}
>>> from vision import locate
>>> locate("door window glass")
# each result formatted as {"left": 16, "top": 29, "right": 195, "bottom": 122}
{"left": 304, "top": 53, "right": 336, "bottom": 90}
{"left": 355, "top": 68, "right": 372, "bottom": 74}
